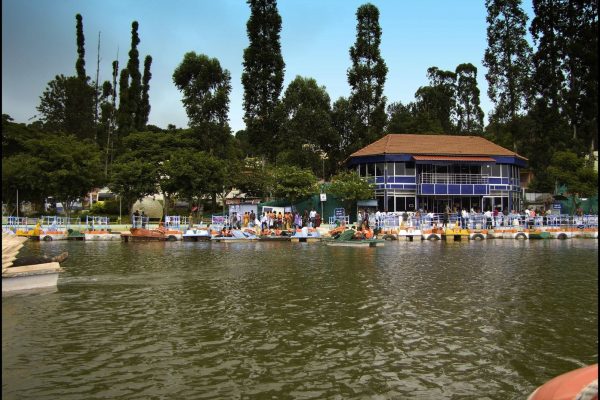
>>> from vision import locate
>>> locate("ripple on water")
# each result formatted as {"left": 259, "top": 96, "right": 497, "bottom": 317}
{"left": 2, "top": 239, "right": 598, "bottom": 399}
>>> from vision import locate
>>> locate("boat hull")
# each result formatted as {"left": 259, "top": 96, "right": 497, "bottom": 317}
{"left": 2, "top": 262, "right": 62, "bottom": 293}
{"left": 326, "top": 239, "right": 384, "bottom": 247}
{"left": 84, "top": 232, "right": 121, "bottom": 241}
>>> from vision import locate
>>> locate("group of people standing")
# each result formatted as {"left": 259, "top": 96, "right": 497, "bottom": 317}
{"left": 230, "top": 209, "right": 322, "bottom": 231}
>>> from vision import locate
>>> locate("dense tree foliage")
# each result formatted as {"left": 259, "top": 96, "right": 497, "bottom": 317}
{"left": 483, "top": 0, "right": 532, "bottom": 151}
{"left": 547, "top": 151, "right": 598, "bottom": 198}
{"left": 140, "top": 55, "right": 153, "bottom": 128}
{"left": 271, "top": 165, "right": 319, "bottom": 205}
{"left": 455, "top": 63, "right": 485, "bottom": 134}
{"left": 347, "top": 3, "right": 388, "bottom": 155}
{"left": 328, "top": 170, "right": 375, "bottom": 211}
{"left": 173, "top": 52, "right": 233, "bottom": 157}
{"left": 276, "top": 76, "right": 335, "bottom": 177}
{"left": 242, "top": 0, "right": 285, "bottom": 160}
{"left": 2, "top": 119, "right": 104, "bottom": 215}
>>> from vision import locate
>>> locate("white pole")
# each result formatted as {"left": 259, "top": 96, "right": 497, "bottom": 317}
{"left": 16, "top": 189, "right": 19, "bottom": 219}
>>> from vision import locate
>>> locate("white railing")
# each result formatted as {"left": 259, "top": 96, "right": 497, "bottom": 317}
{"left": 419, "top": 173, "right": 489, "bottom": 185}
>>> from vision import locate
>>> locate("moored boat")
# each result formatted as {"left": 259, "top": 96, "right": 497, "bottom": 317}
{"left": 211, "top": 229, "right": 258, "bottom": 242}
{"left": 83, "top": 216, "right": 120, "bottom": 241}
{"left": 2, "top": 233, "right": 64, "bottom": 294}
{"left": 290, "top": 227, "right": 321, "bottom": 243}
{"left": 527, "top": 364, "right": 598, "bottom": 400}
{"left": 325, "top": 228, "right": 384, "bottom": 247}
{"left": 182, "top": 226, "right": 212, "bottom": 241}
{"left": 38, "top": 216, "right": 69, "bottom": 241}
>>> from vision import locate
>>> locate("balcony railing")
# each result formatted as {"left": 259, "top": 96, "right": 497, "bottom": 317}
{"left": 418, "top": 173, "right": 489, "bottom": 185}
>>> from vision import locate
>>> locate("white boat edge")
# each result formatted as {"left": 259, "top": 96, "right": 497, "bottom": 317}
{"left": 2, "top": 262, "right": 63, "bottom": 293}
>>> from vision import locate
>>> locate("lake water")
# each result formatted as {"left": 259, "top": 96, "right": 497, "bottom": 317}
{"left": 3, "top": 239, "right": 598, "bottom": 399}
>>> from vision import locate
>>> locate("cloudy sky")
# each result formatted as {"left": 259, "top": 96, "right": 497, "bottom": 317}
{"left": 2, "top": 0, "right": 534, "bottom": 133}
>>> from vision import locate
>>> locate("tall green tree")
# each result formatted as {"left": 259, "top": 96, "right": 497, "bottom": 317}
{"left": 561, "top": 0, "right": 597, "bottom": 153}
{"left": 418, "top": 67, "right": 456, "bottom": 133}
{"left": 36, "top": 74, "right": 95, "bottom": 140}
{"left": 117, "top": 68, "right": 132, "bottom": 137}
{"left": 328, "top": 170, "right": 375, "bottom": 213}
{"left": 241, "top": 0, "right": 285, "bottom": 160}
{"left": 161, "top": 149, "right": 226, "bottom": 214}
{"left": 385, "top": 101, "right": 416, "bottom": 133}
{"left": 276, "top": 76, "right": 335, "bottom": 177}
{"left": 75, "top": 14, "right": 86, "bottom": 80}
{"left": 173, "top": 52, "right": 232, "bottom": 156}
{"left": 139, "top": 55, "right": 153, "bottom": 128}
{"left": 347, "top": 3, "right": 388, "bottom": 153}
{"left": 271, "top": 165, "right": 319, "bottom": 205}
{"left": 483, "top": 0, "right": 532, "bottom": 151}
{"left": 454, "top": 63, "right": 485, "bottom": 134}
{"left": 547, "top": 150, "right": 598, "bottom": 198}
{"left": 330, "top": 96, "right": 354, "bottom": 171}
{"left": 127, "top": 21, "right": 143, "bottom": 131}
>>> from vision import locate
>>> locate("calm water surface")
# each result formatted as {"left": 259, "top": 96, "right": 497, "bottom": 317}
{"left": 3, "top": 239, "right": 598, "bottom": 399}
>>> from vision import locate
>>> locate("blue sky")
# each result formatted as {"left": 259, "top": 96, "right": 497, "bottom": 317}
{"left": 2, "top": 0, "right": 534, "bottom": 133}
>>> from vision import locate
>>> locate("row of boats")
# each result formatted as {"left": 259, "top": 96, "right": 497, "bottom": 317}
{"left": 3, "top": 214, "right": 598, "bottom": 244}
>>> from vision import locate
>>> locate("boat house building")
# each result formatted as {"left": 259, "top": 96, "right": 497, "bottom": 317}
{"left": 346, "top": 134, "right": 528, "bottom": 214}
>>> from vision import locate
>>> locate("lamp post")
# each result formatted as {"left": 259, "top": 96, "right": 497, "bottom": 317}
{"left": 319, "top": 151, "right": 328, "bottom": 224}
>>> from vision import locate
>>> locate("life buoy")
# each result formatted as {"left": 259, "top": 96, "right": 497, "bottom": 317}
{"left": 557, "top": 233, "right": 568, "bottom": 240}
{"left": 471, "top": 233, "right": 485, "bottom": 240}
{"left": 515, "top": 232, "right": 527, "bottom": 240}
{"left": 43, "top": 235, "right": 52, "bottom": 241}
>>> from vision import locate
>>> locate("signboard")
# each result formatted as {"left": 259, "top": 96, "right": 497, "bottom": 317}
{"left": 225, "top": 198, "right": 261, "bottom": 205}
{"left": 552, "top": 203, "right": 562, "bottom": 210}
{"left": 334, "top": 208, "right": 345, "bottom": 218}
{"left": 320, "top": 193, "right": 327, "bottom": 201}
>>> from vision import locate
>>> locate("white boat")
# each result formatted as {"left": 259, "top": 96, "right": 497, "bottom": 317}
{"left": 2, "top": 233, "right": 63, "bottom": 294}
{"left": 211, "top": 229, "right": 258, "bottom": 242}
{"left": 83, "top": 216, "right": 120, "bottom": 241}
{"left": 182, "top": 226, "right": 212, "bottom": 241}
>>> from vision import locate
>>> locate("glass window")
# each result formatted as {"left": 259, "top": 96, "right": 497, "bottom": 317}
{"left": 491, "top": 164, "right": 501, "bottom": 176}
{"left": 377, "top": 196, "right": 385, "bottom": 211}
{"left": 436, "top": 165, "right": 448, "bottom": 174}
{"left": 375, "top": 163, "right": 384, "bottom": 177}
{"left": 387, "top": 196, "right": 395, "bottom": 212}
{"left": 367, "top": 164, "right": 375, "bottom": 177}
{"left": 405, "top": 162, "right": 415, "bottom": 175}
{"left": 395, "top": 162, "right": 405, "bottom": 175}
{"left": 359, "top": 164, "right": 366, "bottom": 177}
{"left": 386, "top": 162, "right": 394, "bottom": 176}
{"left": 500, "top": 165, "right": 509, "bottom": 177}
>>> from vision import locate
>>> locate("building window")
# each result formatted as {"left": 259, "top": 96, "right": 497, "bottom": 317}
{"left": 395, "top": 162, "right": 405, "bottom": 176}
{"left": 375, "top": 163, "right": 384, "bottom": 177}
{"left": 405, "top": 162, "right": 415, "bottom": 175}
{"left": 491, "top": 164, "right": 501, "bottom": 176}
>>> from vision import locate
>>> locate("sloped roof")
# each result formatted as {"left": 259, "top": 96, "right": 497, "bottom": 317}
{"left": 349, "top": 134, "right": 527, "bottom": 160}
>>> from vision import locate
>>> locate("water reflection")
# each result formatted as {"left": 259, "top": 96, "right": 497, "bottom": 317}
{"left": 3, "top": 239, "right": 597, "bottom": 399}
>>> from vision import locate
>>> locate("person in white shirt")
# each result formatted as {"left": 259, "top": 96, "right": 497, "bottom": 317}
{"left": 484, "top": 209, "right": 493, "bottom": 229}
{"left": 461, "top": 208, "right": 469, "bottom": 229}
{"left": 309, "top": 209, "right": 317, "bottom": 227}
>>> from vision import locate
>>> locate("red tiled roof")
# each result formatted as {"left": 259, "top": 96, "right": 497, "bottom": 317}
{"left": 349, "top": 134, "right": 527, "bottom": 160}
{"left": 412, "top": 155, "right": 496, "bottom": 162}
